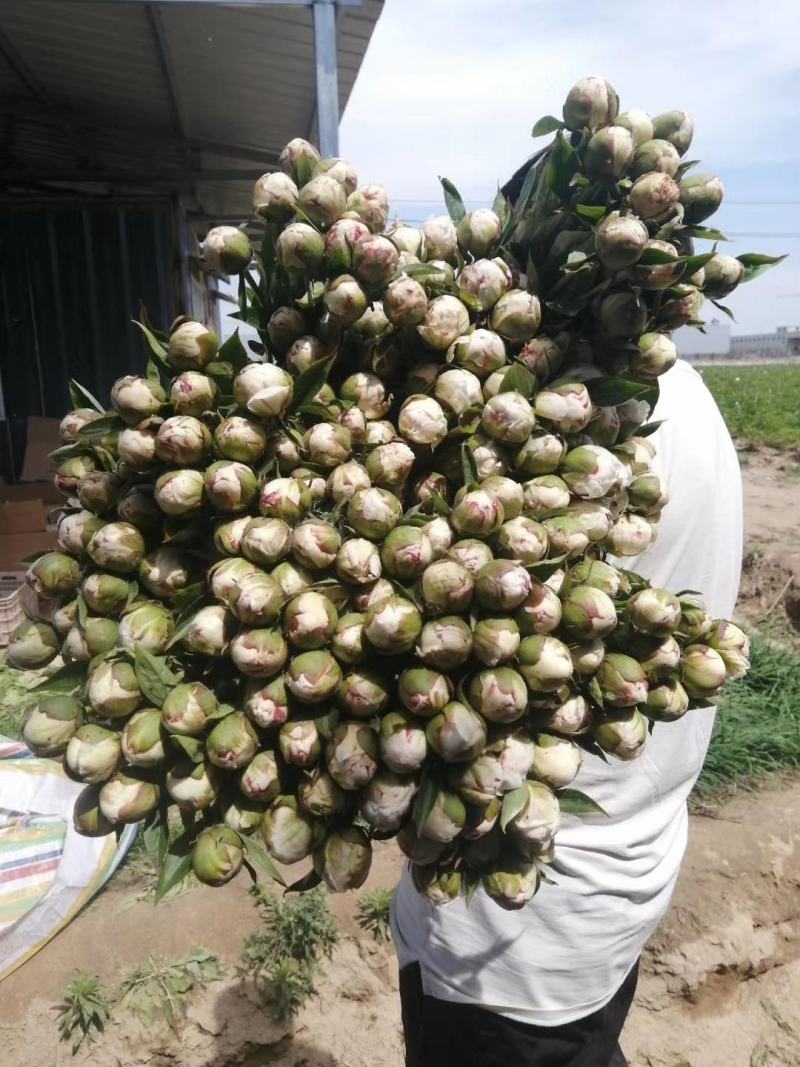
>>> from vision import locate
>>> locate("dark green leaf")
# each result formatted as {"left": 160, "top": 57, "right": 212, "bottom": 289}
{"left": 412, "top": 770, "right": 439, "bottom": 835}
{"left": 134, "top": 647, "right": 182, "bottom": 708}
{"left": 32, "top": 661, "right": 87, "bottom": 693}
{"left": 68, "top": 379, "right": 105, "bottom": 414}
{"left": 402, "top": 262, "right": 448, "bottom": 279}
{"left": 587, "top": 675, "right": 604, "bottom": 708}
{"left": 532, "top": 114, "right": 565, "bottom": 138}
{"left": 637, "top": 246, "right": 682, "bottom": 265}
{"left": 710, "top": 299, "right": 736, "bottom": 321}
{"left": 283, "top": 867, "right": 322, "bottom": 894}
{"left": 132, "top": 319, "right": 169, "bottom": 371}
{"left": 428, "top": 490, "right": 451, "bottom": 517}
{"left": 680, "top": 251, "right": 715, "bottom": 277}
{"left": 142, "top": 808, "right": 169, "bottom": 868}
{"left": 228, "top": 306, "right": 263, "bottom": 327}
{"left": 557, "top": 789, "right": 608, "bottom": 816}
{"left": 439, "top": 177, "right": 466, "bottom": 224}
{"left": 206, "top": 361, "right": 234, "bottom": 380}
{"left": 155, "top": 833, "right": 194, "bottom": 902}
{"left": 526, "top": 556, "right": 567, "bottom": 580}
{"left": 171, "top": 582, "right": 206, "bottom": 615}
{"left": 525, "top": 251, "right": 539, "bottom": 293}
{"left": 585, "top": 376, "right": 654, "bottom": 407}
{"left": 76, "top": 592, "right": 89, "bottom": 629}
{"left": 684, "top": 225, "right": 728, "bottom": 242}
{"left": 636, "top": 419, "right": 665, "bottom": 438}
{"left": 289, "top": 355, "right": 336, "bottom": 414}
{"left": 492, "top": 188, "right": 509, "bottom": 225}
{"left": 498, "top": 362, "right": 535, "bottom": 398}
{"left": 460, "top": 442, "right": 479, "bottom": 489}
{"left": 500, "top": 785, "right": 528, "bottom": 831}
{"left": 76, "top": 414, "right": 123, "bottom": 438}
{"left": 574, "top": 204, "right": 606, "bottom": 221}
{"left": 241, "top": 834, "right": 286, "bottom": 887}
{"left": 169, "top": 735, "right": 205, "bottom": 762}
{"left": 736, "top": 252, "right": 787, "bottom": 284}
{"left": 546, "top": 131, "right": 579, "bottom": 201}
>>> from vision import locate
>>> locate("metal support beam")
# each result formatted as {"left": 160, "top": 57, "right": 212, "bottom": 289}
{"left": 313, "top": 0, "right": 339, "bottom": 157}
{"left": 94, "top": 1, "right": 363, "bottom": 6}
{"left": 145, "top": 3, "right": 193, "bottom": 167}
{"left": 0, "top": 168, "right": 265, "bottom": 185}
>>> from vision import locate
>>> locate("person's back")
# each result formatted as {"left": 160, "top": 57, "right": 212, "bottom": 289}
{"left": 392, "top": 359, "right": 743, "bottom": 1058}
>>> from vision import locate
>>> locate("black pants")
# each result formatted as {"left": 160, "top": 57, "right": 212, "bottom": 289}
{"left": 399, "top": 960, "right": 638, "bottom": 1067}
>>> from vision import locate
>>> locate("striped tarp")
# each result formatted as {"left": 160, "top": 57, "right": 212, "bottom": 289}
{"left": 0, "top": 736, "right": 137, "bottom": 981}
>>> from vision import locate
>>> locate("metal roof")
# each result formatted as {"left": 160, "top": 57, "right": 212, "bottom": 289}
{"left": 0, "top": 0, "right": 383, "bottom": 223}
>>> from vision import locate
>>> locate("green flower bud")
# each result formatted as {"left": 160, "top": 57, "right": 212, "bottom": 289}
{"left": 489, "top": 289, "right": 541, "bottom": 344}
{"left": 604, "top": 513, "right": 654, "bottom": 556}
{"left": 297, "top": 769, "right": 346, "bottom": 818}
{"left": 117, "top": 484, "right": 162, "bottom": 534}
{"left": 27, "top": 552, "right": 82, "bottom": 598}
{"left": 87, "top": 656, "right": 141, "bottom": 719}
{"left": 243, "top": 675, "right": 289, "bottom": 730}
{"left": 7, "top": 618, "right": 60, "bottom": 669}
{"left": 192, "top": 825, "right": 244, "bottom": 886}
{"left": 347, "top": 487, "right": 403, "bottom": 541}
{"left": 166, "top": 759, "right": 220, "bottom": 811}
{"left": 706, "top": 620, "right": 750, "bottom": 680}
{"left": 203, "top": 223, "right": 253, "bottom": 274}
{"left": 514, "top": 579, "right": 563, "bottom": 636}
{"left": 208, "top": 556, "right": 260, "bottom": 603}
{"left": 448, "top": 328, "right": 507, "bottom": 379}
{"left": 234, "top": 362, "right": 293, "bottom": 418}
{"left": 417, "top": 295, "right": 470, "bottom": 351}
{"left": 531, "top": 734, "right": 582, "bottom": 789}
{"left": 482, "top": 852, "right": 541, "bottom": 910}
{"left": 584, "top": 125, "right": 634, "bottom": 182}
{"left": 81, "top": 572, "right": 129, "bottom": 616}
{"left": 253, "top": 170, "right": 299, "bottom": 222}
{"left": 57, "top": 511, "right": 105, "bottom": 558}
{"left": 345, "top": 183, "right": 389, "bottom": 232}
{"left": 471, "top": 617, "right": 520, "bottom": 667}
{"left": 204, "top": 460, "right": 258, "bottom": 513}
{"left": 65, "top": 724, "right": 121, "bottom": 783}
{"left": 291, "top": 519, "right": 341, "bottom": 570}
{"left": 518, "top": 634, "right": 573, "bottom": 692}
{"left": 99, "top": 770, "right": 160, "bottom": 824}
{"left": 23, "top": 695, "right": 82, "bottom": 756}
{"left": 118, "top": 602, "right": 174, "bottom": 654}
{"left": 629, "top": 172, "right": 680, "bottom": 222}
{"left": 59, "top": 408, "right": 101, "bottom": 442}
{"left": 162, "top": 682, "right": 218, "bottom": 736}
{"left": 594, "top": 211, "right": 649, "bottom": 270}
{"left": 628, "top": 587, "right": 681, "bottom": 637}
{"left": 181, "top": 604, "right": 232, "bottom": 657}
{"left": 596, "top": 653, "right": 649, "bottom": 707}
{"left": 73, "top": 785, "right": 114, "bottom": 837}
{"left": 398, "top": 667, "right": 453, "bottom": 717}
{"left": 412, "top": 864, "right": 462, "bottom": 905}
{"left": 278, "top": 137, "right": 321, "bottom": 181}
{"left": 420, "top": 789, "right": 466, "bottom": 843}
{"left": 538, "top": 692, "right": 593, "bottom": 735}
{"left": 364, "top": 595, "right": 423, "bottom": 655}
{"left": 205, "top": 712, "right": 259, "bottom": 770}
{"left": 681, "top": 644, "right": 727, "bottom": 698}
{"left": 426, "top": 701, "right": 487, "bottom": 763}
{"left": 154, "top": 469, "right": 205, "bottom": 516}
{"left": 54, "top": 454, "right": 99, "bottom": 497}
{"left": 121, "top": 709, "right": 166, "bottom": 767}
{"left": 326, "top": 721, "right": 379, "bottom": 790}
{"left": 630, "top": 138, "right": 680, "bottom": 179}
{"left": 417, "top": 616, "right": 473, "bottom": 670}
{"left": 262, "top": 795, "right": 325, "bottom": 864}
{"left": 615, "top": 109, "right": 653, "bottom": 146}
{"left": 167, "top": 320, "right": 218, "bottom": 372}
{"left": 515, "top": 433, "right": 565, "bottom": 477}
{"left": 231, "top": 627, "right": 288, "bottom": 678}
{"left": 314, "top": 825, "right": 372, "bottom": 892}
{"left": 221, "top": 795, "right": 267, "bottom": 835}
{"left": 652, "top": 110, "right": 694, "bottom": 155}
{"left": 563, "top": 76, "right": 618, "bottom": 131}
{"left": 362, "top": 769, "right": 416, "bottom": 832}
{"left": 679, "top": 172, "right": 724, "bottom": 224}
{"left": 703, "top": 254, "right": 745, "bottom": 299}
{"left": 645, "top": 678, "right": 690, "bottom": 722}
{"left": 593, "top": 709, "right": 648, "bottom": 760}
{"left": 287, "top": 650, "right": 342, "bottom": 704}
{"left": 110, "top": 375, "right": 165, "bottom": 425}
{"left": 451, "top": 489, "right": 504, "bottom": 538}
{"left": 378, "top": 711, "right": 427, "bottom": 774}
{"left": 240, "top": 750, "right": 281, "bottom": 802}
{"left": 560, "top": 585, "right": 618, "bottom": 640}
{"left": 421, "top": 559, "right": 474, "bottom": 615}
{"left": 467, "top": 666, "right": 528, "bottom": 724}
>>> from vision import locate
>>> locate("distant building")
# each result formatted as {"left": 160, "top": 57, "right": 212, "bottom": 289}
{"left": 675, "top": 322, "right": 800, "bottom": 362}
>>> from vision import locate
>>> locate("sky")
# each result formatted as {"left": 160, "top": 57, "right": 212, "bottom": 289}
{"left": 339, "top": 0, "right": 800, "bottom": 336}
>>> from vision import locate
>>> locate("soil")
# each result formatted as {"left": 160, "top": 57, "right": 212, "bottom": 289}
{"left": 0, "top": 446, "right": 798, "bottom": 1066}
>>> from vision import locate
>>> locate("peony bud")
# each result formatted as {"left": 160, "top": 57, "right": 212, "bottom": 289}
{"left": 449, "top": 328, "right": 507, "bottom": 379}
{"left": 518, "top": 634, "right": 573, "bottom": 692}
{"left": 203, "top": 225, "right": 252, "bottom": 275}
{"left": 167, "top": 320, "right": 218, "bottom": 372}
{"left": 584, "top": 126, "right": 634, "bottom": 183}
{"left": 154, "top": 468, "right": 205, "bottom": 516}
{"left": 87, "top": 522, "right": 144, "bottom": 574}
{"left": 593, "top": 710, "right": 648, "bottom": 760}
{"left": 416, "top": 616, "right": 473, "bottom": 670}
{"left": 594, "top": 211, "right": 649, "bottom": 270}
{"left": 563, "top": 76, "right": 618, "bottom": 131}
{"left": 489, "top": 289, "right": 541, "bottom": 344}
{"left": 110, "top": 375, "right": 165, "bottom": 425}
{"left": 65, "top": 724, "right": 121, "bottom": 783}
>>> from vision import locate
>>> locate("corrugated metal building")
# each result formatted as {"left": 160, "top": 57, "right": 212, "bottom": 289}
{"left": 0, "top": 0, "right": 383, "bottom": 480}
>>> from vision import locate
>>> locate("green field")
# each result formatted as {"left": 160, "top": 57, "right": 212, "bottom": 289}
{"left": 700, "top": 362, "right": 800, "bottom": 447}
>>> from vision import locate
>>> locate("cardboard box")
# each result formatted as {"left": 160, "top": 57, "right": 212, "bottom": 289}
{"left": 0, "top": 481, "right": 63, "bottom": 506}
{"left": 0, "top": 531, "right": 57, "bottom": 573}
{"left": 0, "top": 499, "right": 48, "bottom": 535}
{"left": 20, "top": 417, "right": 61, "bottom": 483}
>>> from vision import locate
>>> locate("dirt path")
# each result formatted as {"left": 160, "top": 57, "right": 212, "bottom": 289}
{"left": 1, "top": 781, "right": 798, "bottom": 1067}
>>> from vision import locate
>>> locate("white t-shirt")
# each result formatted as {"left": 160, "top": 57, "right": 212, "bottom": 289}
{"left": 392, "top": 360, "right": 743, "bottom": 1026}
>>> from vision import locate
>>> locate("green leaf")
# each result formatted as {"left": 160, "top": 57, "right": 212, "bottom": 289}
{"left": 498, "top": 362, "right": 535, "bottom": 398}
{"left": 636, "top": 419, "right": 665, "bottom": 438}
{"left": 492, "top": 188, "right": 509, "bottom": 226}
{"left": 76, "top": 592, "right": 89, "bottom": 629}
{"left": 460, "top": 442, "right": 479, "bottom": 489}
{"left": 532, "top": 114, "right": 565, "bottom": 138}
{"left": 680, "top": 251, "right": 716, "bottom": 277}
{"left": 142, "top": 808, "right": 169, "bottom": 868}
{"left": 710, "top": 299, "right": 736, "bottom": 321}
{"left": 169, "top": 735, "right": 205, "bottom": 762}
{"left": 685, "top": 225, "right": 728, "bottom": 242}
{"left": 75, "top": 414, "right": 122, "bottom": 438}
{"left": 288, "top": 355, "right": 336, "bottom": 414}
{"left": 587, "top": 675, "right": 605, "bottom": 708}
{"left": 228, "top": 306, "right": 263, "bottom": 328}
{"left": 574, "top": 204, "right": 606, "bottom": 222}
{"left": 585, "top": 376, "right": 653, "bottom": 407}
{"left": 428, "top": 490, "right": 451, "bottom": 517}
{"left": 68, "top": 379, "right": 105, "bottom": 414}
{"left": 155, "top": 833, "right": 194, "bottom": 902}
{"left": 134, "top": 647, "right": 182, "bottom": 708}
{"left": 637, "top": 246, "right": 682, "bottom": 265}
{"left": 736, "top": 253, "right": 787, "bottom": 284}
{"left": 526, "top": 556, "right": 567, "bottom": 580}
{"left": 402, "top": 262, "right": 448, "bottom": 279}
{"left": 546, "top": 130, "right": 579, "bottom": 201}
{"left": 32, "top": 661, "right": 87, "bottom": 693}
{"left": 557, "top": 789, "right": 608, "bottom": 817}
{"left": 132, "top": 319, "right": 170, "bottom": 372}
{"left": 439, "top": 177, "right": 467, "bottom": 224}
{"left": 412, "top": 770, "right": 439, "bottom": 835}
{"left": 284, "top": 868, "right": 323, "bottom": 894}
{"left": 241, "top": 833, "right": 286, "bottom": 887}
{"left": 206, "top": 361, "right": 234, "bottom": 380}
{"left": 500, "top": 785, "right": 528, "bottom": 831}
{"left": 171, "top": 582, "right": 206, "bottom": 616}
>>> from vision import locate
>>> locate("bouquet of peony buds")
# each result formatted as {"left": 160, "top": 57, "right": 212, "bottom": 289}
{"left": 8, "top": 75, "right": 779, "bottom": 909}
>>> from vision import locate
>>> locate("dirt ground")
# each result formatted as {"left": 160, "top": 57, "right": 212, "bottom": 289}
{"left": 0, "top": 443, "right": 798, "bottom": 1067}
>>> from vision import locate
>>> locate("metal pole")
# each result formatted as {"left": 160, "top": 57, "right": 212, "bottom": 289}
{"left": 313, "top": 0, "right": 339, "bottom": 157}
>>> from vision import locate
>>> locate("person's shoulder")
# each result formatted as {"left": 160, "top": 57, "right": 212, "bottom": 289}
{"left": 654, "top": 360, "right": 719, "bottom": 420}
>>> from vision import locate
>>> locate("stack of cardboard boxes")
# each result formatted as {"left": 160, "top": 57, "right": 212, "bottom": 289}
{"left": 0, "top": 416, "right": 61, "bottom": 576}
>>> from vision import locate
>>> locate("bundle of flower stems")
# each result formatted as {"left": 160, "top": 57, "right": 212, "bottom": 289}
{"left": 9, "top": 75, "right": 777, "bottom": 909}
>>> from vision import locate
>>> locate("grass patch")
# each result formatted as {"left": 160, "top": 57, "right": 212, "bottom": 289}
{"left": 0, "top": 657, "right": 47, "bottom": 739}
{"left": 695, "top": 633, "right": 800, "bottom": 797}
{"left": 700, "top": 363, "right": 800, "bottom": 448}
